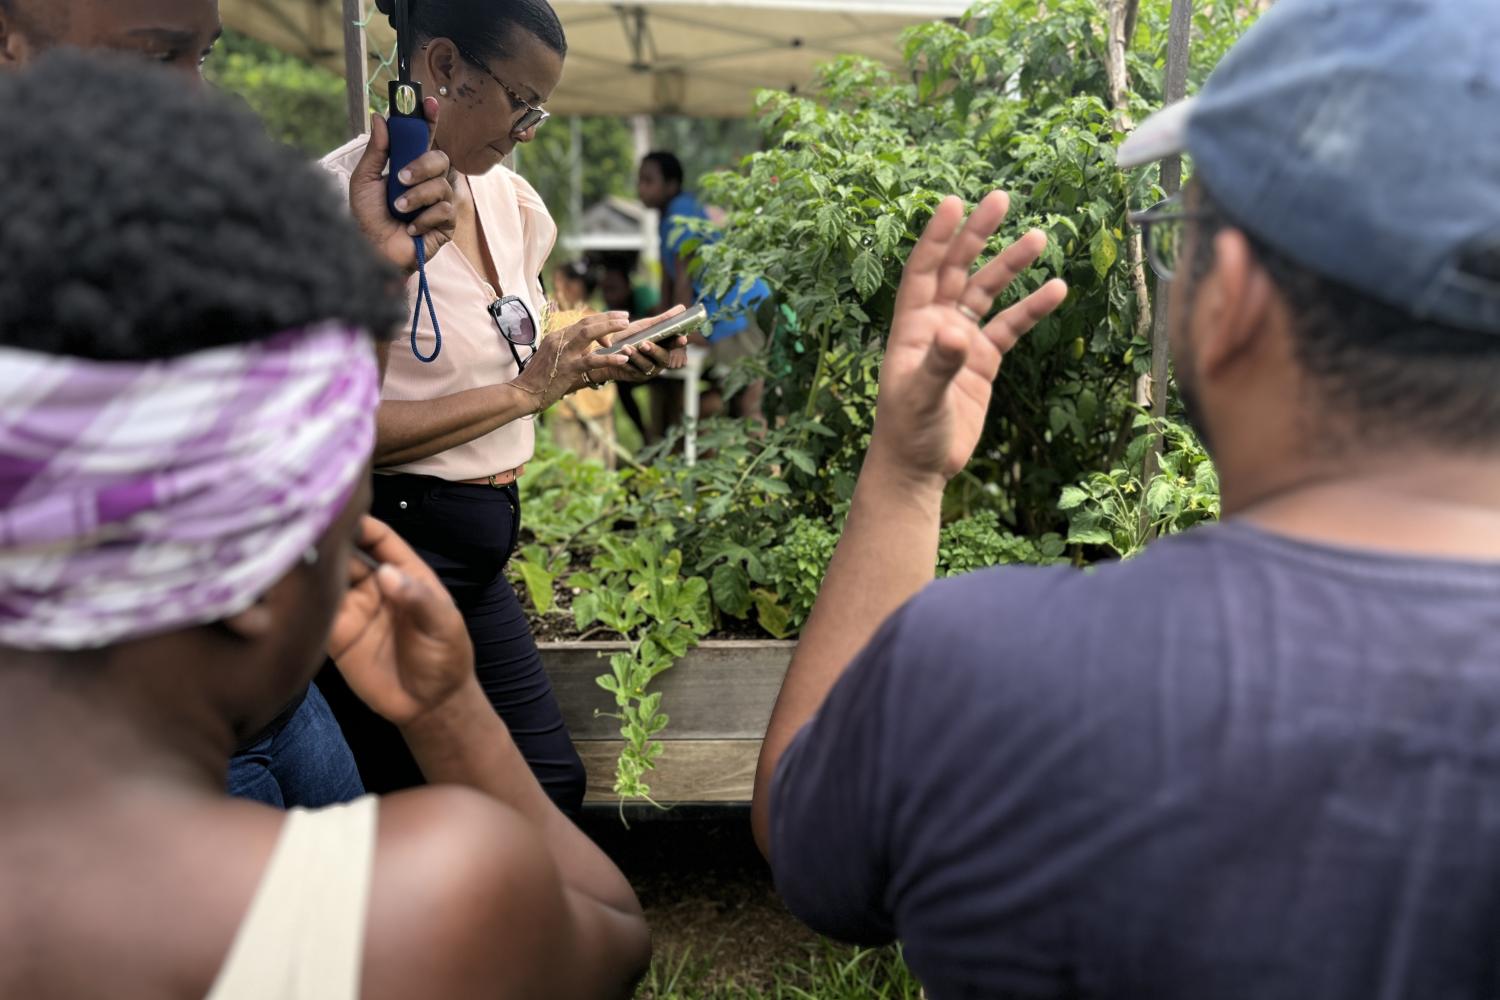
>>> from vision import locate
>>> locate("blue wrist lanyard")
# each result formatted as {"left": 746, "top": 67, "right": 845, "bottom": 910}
{"left": 387, "top": 0, "right": 442, "bottom": 363}
{"left": 409, "top": 238, "right": 441, "bottom": 363}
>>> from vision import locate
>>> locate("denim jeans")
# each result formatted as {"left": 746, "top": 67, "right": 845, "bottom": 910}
{"left": 226, "top": 681, "right": 365, "bottom": 808}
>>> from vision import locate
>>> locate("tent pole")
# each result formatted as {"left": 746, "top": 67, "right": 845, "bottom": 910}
{"left": 633, "top": 114, "right": 657, "bottom": 264}
{"left": 342, "top": 0, "right": 370, "bottom": 139}
{"left": 570, "top": 117, "right": 585, "bottom": 232}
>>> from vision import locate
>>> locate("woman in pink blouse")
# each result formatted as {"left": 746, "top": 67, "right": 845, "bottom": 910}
{"left": 320, "top": 0, "right": 685, "bottom": 813}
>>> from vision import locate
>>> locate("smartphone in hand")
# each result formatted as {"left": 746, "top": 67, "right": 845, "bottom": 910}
{"left": 593, "top": 304, "right": 709, "bottom": 357}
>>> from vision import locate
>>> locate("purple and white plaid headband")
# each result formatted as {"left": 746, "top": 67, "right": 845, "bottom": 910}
{"left": 0, "top": 325, "right": 379, "bottom": 650}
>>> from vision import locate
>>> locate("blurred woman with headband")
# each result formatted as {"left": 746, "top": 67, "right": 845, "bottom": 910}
{"left": 0, "top": 53, "right": 650, "bottom": 999}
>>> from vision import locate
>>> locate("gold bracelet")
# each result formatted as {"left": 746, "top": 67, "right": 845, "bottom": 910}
{"left": 511, "top": 381, "right": 545, "bottom": 415}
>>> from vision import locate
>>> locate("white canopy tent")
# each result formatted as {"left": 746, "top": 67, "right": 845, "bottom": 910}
{"left": 221, "top": 0, "right": 970, "bottom": 123}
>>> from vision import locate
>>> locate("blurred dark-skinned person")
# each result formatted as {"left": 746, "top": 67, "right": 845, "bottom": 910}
{"left": 0, "top": 51, "right": 649, "bottom": 1000}
{"left": 0, "top": 0, "right": 458, "bottom": 810}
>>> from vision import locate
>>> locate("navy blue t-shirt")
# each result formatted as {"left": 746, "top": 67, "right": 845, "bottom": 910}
{"left": 771, "top": 522, "right": 1500, "bottom": 999}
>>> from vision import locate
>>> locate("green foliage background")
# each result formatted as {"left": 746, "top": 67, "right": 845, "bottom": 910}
{"left": 506, "top": 0, "right": 1256, "bottom": 798}
{"left": 206, "top": 30, "right": 347, "bottom": 156}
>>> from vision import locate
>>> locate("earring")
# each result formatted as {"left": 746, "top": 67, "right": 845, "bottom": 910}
{"left": 438, "top": 85, "right": 449, "bottom": 97}
{"left": 302, "top": 547, "right": 319, "bottom": 567}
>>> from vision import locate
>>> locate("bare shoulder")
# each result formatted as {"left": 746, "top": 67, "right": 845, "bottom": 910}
{"left": 359, "top": 787, "right": 573, "bottom": 1000}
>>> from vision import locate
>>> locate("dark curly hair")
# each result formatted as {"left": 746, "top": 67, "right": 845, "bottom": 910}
{"left": 0, "top": 49, "right": 404, "bottom": 361}
{"left": 375, "top": 0, "right": 567, "bottom": 63}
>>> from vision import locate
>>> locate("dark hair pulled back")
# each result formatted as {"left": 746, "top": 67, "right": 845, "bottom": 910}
{"left": 374, "top": 0, "right": 567, "bottom": 63}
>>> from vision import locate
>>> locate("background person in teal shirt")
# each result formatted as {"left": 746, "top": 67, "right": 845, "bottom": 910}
{"left": 639, "top": 151, "right": 769, "bottom": 421}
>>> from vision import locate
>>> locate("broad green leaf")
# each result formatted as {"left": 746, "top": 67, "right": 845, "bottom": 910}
{"left": 753, "top": 589, "right": 796, "bottom": 639}
{"left": 1090, "top": 227, "right": 1118, "bottom": 279}
{"left": 1067, "top": 526, "right": 1114, "bottom": 546}
{"left": 1057, "top": 486, "right": 1090, "bottom": 511}
{"left": 852, "top": 251, "right": 883, "bottom": 300}
{"left": 515, "top": 560, "right": 555, "bottom": 616}
{"left": 572, "top": 591, "right": 600, "bottom": 632}
{"left": 710, "top": 563, "right": 752, "bottom": 617}
{"left": 783, "top": 448, "right": 818, "bottom": 476}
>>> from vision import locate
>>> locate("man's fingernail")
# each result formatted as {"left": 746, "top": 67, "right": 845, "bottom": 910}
{"left": 394, "top": 197, "right": 409, "bottom": 211}
{"left": 407, "top": 224, "right": 419, "bottom": 235}
{"left": 398, "top": 170, "right": 412, "bottom": 184}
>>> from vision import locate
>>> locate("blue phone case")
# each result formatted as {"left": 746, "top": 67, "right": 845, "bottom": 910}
{"left": 386, "top": 82, "right": 429, "bottom": 224}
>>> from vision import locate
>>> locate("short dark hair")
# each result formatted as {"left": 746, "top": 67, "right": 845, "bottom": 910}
{"left": 0, "top": 50, "right": 403, "bottom": 361}
{"left": 376, "top": 0, "right": 567, "bottom": 63}
{"left": 1189, "top": 181, "right": 1500, "bottom": 451}
{"left": 643, "top": 151, "right": 685, "bottom": 189}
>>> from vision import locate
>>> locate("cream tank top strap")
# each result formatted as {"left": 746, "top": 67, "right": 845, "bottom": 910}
{"left": 206, "top": 795, "right": 380, "bottom": 1000}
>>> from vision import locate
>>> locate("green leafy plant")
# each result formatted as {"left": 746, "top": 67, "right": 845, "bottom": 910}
{"left": 1060, "top": 414, "right": 1220, "bottom": 559}
{"left": 938, "top": 518, "right": 1067, "bottom": 577}
{"left": 570, "top": 537, "right": 712, "bottom": 801}
{"left": 502, "top": 2, "right": 1253, "bottom": 802}
{"left": 206, "top": 30, "right": 347, "bottom": 156}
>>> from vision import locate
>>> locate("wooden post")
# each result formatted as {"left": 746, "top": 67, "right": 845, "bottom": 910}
{"left": 342, "top": 0, "right": 370, "bottom": 139}
{"left": 1139, "top": 0, "right": 1193, "bottom": 540}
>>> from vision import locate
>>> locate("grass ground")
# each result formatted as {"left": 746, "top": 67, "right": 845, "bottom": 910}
{"left": 580, "top": 808, "right": 922, "bottom": 999}
{"left": 637, "top": 942, "right": 920, "bottom": 999}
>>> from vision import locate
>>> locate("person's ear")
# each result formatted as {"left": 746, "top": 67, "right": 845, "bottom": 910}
{"left": 221, "top": 567, "right": 308, "bottom": 643}
{"left": 1196, "top": 227, "right": 1275, "bottom": 380}
{"left": 424, "top": 38, "right": 460, "bottom": 96}
{"left": 221, "top": 597, "right": 276, "bottom": 641}
{"left": 0, "top": 9, "right": 37, "bottom": 69}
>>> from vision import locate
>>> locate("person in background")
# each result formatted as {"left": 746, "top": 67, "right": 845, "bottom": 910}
{"left": 598, "top": 253, "right": 661, "bottom": 319}
{"left": 318, "top": 0, "right": 687, "bottom": 814}
{"left": 637, "top": 150, "right": 770, "bottom": 424}
{"left": 753, "top": 2, "right": 1500, "bottom": 997}
{"left": 0, "top": 51, "right": 649, "bottom": 1000}
{"left": 552, "top": 258, "right": 596, "bottom": 312}
{"left": 0, "top": 0, "right": 458, "bottom": 810}
{"left": 600, "top": 254, "right": 664, "bottom": 442}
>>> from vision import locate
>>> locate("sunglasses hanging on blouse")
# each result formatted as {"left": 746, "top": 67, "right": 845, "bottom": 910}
{"left": 488, "top": 295, "right": 539, "bottom": 373}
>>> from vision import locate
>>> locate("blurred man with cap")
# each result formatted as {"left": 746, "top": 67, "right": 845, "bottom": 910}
{"left": 752, "top": 1, "right": 1500, "bottom": 997}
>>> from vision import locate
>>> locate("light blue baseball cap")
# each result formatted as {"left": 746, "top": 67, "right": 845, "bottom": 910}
{"left": 1118, "top": 0, "right": 1500, "bottom": 334}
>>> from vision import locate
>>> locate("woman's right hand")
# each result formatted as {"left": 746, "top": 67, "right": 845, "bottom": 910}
{"left": 511, "top": 312, "right": 634, "bottom": 412}
{"left": 329, "top": 516, "right": 476, "bottom": 729}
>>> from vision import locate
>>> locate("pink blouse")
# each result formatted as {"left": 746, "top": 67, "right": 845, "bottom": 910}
{"left": 322, "top": 138, "right": 556, "bottom": 482}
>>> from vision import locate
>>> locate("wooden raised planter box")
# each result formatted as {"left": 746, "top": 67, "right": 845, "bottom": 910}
{"left": 541, "top": 640, "right": 796, "bottom": 804}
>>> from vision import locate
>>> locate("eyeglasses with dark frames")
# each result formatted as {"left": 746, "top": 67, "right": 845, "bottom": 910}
{"left": 488, "top": 295, "right": 538, "bottom": 374}
{"left": 1130, "top": 192, "right": 1216, "bottom": 282}
{"left": 453, "top": 43, "right": 550, "bottom": 136}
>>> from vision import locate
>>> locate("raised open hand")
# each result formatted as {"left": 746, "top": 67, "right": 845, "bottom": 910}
{"left": 870, "top": 192, "right": 1069, "bottom": 489}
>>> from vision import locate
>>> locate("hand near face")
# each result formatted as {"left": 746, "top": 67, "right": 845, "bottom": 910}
{"left": 328, "top": 516, "right": 473, "bottom": 728}
{"left": 348, "top": 97, "right": 457, "bottom": 276}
